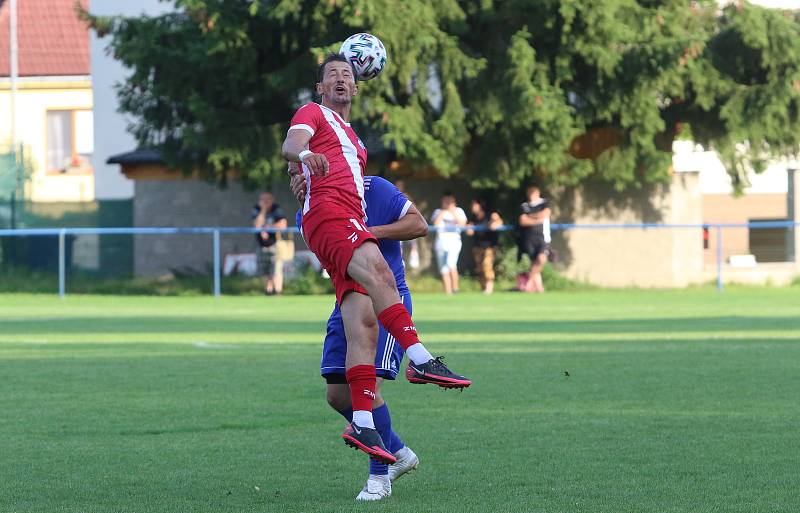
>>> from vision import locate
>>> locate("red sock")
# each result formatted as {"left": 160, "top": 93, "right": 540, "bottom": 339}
{"left": 346, "top": 365, "right": 376, "bottom": 413}
{"left": 377, "top": 303, "right": 420, "bottom": 351}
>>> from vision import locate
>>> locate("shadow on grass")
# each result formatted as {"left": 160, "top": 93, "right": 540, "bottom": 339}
{"left": 1, "top": 315, "right": 799, "bottom": 336}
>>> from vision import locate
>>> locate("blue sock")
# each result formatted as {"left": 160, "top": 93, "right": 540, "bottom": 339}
{"left": 377, "top": 402, "right": 405, "bottom": 453}
{"left": 338, "top": 407, "right": 353, "bottom": 422}
{"left": 369, "top": 404, "right": 395, "bottom": 475}
{"left": 389, "top": 429, "right": 405, "bottom": 454}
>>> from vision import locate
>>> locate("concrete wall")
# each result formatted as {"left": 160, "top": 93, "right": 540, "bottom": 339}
{"left": 133, "top": 178, "right": 296, "bottom": 277}
{"left": 130, "top": 171, "right": 707, "bottom": 286}
{"left": 552, "top": 172, "right": 704, "bottom": 287}
{"left": 129, "top": 168, "right": 798, "bottom": 287}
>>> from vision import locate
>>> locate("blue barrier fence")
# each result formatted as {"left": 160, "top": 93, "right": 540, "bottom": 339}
{"left": 0, "top": 221, "right": 797, "bottom": 296}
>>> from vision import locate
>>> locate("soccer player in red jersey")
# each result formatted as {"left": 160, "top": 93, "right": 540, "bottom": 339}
{"left": 282, "top": 54, "right": 471, "bottom": 464}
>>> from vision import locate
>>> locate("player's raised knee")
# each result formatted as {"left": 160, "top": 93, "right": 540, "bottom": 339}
{"left": 326, "top": 388, "right": 350, "bottom": 412}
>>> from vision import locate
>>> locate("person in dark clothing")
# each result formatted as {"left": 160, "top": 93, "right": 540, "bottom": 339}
{"left": 467, "top": 198, "right": 504, "bottom": 294}
{"left": 517, "top": 186, "right": 551, "bottom": 293}
{"left": 251, "top": 191, "right": 288, "bottom": 295}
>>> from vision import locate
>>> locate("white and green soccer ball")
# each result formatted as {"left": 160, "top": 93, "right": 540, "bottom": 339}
{"left": 340, "top": 33, "right": 387, "bottom": 81}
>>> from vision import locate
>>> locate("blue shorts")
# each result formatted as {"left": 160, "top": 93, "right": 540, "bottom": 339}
{"left": 321, "top": 293, "right": 412, "bottom": 381}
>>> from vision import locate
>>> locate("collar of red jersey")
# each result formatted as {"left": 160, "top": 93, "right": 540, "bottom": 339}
{"left": 317, "top": 103, "right": 351, "bottom": 127}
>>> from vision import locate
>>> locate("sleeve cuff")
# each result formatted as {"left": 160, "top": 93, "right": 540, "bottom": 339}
{"left": 289, "top": 124, "right": 315, "bottom": 136}
{"left": 398, "top": 200, "right": 412, "bottom": 219}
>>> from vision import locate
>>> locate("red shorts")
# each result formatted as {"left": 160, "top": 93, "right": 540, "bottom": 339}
{"left": 301, "top": 213, "right": 377, "bottom": 303}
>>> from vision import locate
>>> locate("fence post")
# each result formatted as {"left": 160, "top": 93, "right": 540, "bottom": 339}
{"left": 716, "top": 225, "right": 723, "bottom": 292}
{"left": 213, "top": 229, "right": 221, "bottom": 297}
{"left": 58, "top": 228, "right": 66, "bottom": 297}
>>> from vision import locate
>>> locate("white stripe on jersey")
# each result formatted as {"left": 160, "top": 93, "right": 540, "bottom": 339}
{"left": 319, "top": 106, "right": 367, "bottom": 219}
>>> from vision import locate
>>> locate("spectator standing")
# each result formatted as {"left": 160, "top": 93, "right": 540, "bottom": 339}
{"left": 467, "top": 198, "right": 504, "bottom": 294}
{"left": 431, "top": 191, "right": 467, "bottom": 294}
{"left": 251, "top": 191, "right": 288, "bottom": 295}
{"left": 517, "top": 185, "right": 551, "bottom": 293}
{"left": 518, "top": 185, "right": 550, "bottom": 292}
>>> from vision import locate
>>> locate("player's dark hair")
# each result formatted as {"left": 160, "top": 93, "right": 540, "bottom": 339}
{"left": 317, "top": 53, "right": 358, "bottom": 84}
{"left": 442, "top": 190, "right": 454, "bottom": 197}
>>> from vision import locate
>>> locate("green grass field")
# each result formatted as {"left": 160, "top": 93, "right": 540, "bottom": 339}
{"left": 2, "top": 288, "right": 799, "bottom": 513}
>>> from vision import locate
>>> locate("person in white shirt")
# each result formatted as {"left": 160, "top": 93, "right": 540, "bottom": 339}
{"left": 430, "top": 191, "right": 468, "bottom": 294}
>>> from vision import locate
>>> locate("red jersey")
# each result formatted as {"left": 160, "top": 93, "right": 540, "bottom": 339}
{"left": 289, "top": 103, "right": 368, "bottom": 225}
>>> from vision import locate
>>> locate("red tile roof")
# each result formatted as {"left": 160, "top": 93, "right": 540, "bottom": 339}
{"left": 0, "top": 0, "right": 90, "bottom": 77}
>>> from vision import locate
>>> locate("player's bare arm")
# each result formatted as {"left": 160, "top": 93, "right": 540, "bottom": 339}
{"left": 369, "top": 205, "right": 428, "bottom": 241}
{"left": 290, "top": 173, "right": 425, "bottom": 240}
{"left": 289, "top": 170, "right": 306, "bottom": 205}
{"left": 282, "top": 130, "right": 329, "bottom": 177}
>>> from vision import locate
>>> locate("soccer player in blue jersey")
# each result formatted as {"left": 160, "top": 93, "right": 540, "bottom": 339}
{"left": 291, "top": 170, "right": 425, "bottom": 501}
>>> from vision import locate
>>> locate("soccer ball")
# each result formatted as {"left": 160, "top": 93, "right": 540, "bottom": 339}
{"left": 340, "top": 33, "right": 387, "bottom": 81}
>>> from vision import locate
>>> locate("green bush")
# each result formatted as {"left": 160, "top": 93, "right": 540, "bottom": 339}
{"left": 493, "top": 240, "right": 591, "bottom": 291}
{"left": 282, "top": 264, "right": 334, "bottom": 295}
{"left": 406, "top": 273, "right": 484, "bottom": 293}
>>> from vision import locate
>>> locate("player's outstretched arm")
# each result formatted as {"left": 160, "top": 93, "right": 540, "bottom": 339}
{"left": 282, "top": 129, "right": 328, "bottom": 176}
{"left": 369, "top": 205, "right": 428, "bottom": 241}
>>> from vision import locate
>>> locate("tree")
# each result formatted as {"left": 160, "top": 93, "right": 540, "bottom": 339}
{"left": 84, "top": 0, "right": 481, "bottom": 188}
{"left": 84, "top": 0, "right": 800, "bottom": 190}
{"left": 459, "top": 0, "right": 800, "bottom": 189}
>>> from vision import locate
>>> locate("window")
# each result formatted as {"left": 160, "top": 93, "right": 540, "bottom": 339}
{"left": 46, "top": 110, "right": 93, "bottom": 174}
{"left": 749, "top": 218, "right": 790, "bottom": 263}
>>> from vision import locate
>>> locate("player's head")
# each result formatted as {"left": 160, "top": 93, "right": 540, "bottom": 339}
{"left": 526, "top": 185, "right": 541, "bottom": 201}
{"left": 316, "top": 53, "right": 358, "bottom": 106}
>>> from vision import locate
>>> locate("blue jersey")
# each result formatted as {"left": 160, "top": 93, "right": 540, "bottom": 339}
{"left": 297, "top": 176, "right": 411, "bottom": 297}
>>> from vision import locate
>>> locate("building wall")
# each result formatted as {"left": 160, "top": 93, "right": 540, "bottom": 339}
{"left": 90, "top": 0, "right": 172, "bottom": 200}
{"left": 0, "top": 78, "right": 94, "bottom": 202}
{"left": 552, "top": 172, "right": 704, "bottom": 287}
{"left": 130, "top": 170, "right": 707, "bottom": 287}
{"left": 702, "top": 193, "right": 789, "bottom": 264}
{"left": 126, "top": 166, "right": 797, "bottom": 287}
{"left": 132, "top": 177, "right": 295, "bottom": 277}
{"left": 672, "top": 139, "right": 795, "bottom": 265}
